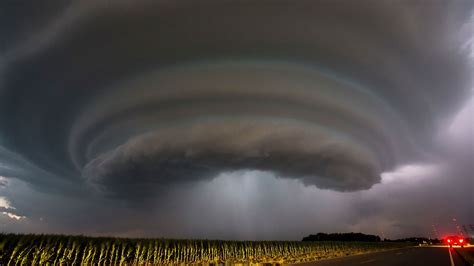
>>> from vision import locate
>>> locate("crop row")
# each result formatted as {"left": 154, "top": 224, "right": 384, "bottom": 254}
{"left": 0, "top": 233, "right": 412, "bottom": 264}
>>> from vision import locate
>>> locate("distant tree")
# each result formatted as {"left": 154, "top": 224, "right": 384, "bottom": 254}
{"left": 384, "top": 237, "right": 430, "bottom": 243}
{"left": 302, "top": 232, "right": 381, "bottom": 242}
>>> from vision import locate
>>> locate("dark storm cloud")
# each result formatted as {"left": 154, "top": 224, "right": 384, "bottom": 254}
{"left": 0, "top": 0, "right": 472, "bottom": 199}
{"left": 83, "top": 119, "right": 381, "bottom": 196}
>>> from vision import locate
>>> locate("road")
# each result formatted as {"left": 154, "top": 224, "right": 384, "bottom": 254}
{"left": 290, "top": 247, "right": 469, "bottom": 266}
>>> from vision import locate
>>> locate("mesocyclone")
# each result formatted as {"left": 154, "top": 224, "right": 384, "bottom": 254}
{"left": 0, "top": 0, "right": 471, "bottom": 197}
{"left": 68, "top": 61, "right": 413, "bottom": 194}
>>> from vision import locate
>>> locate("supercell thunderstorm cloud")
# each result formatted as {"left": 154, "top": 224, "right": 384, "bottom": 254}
{"left": 0, "top": 0, "right": 473, "bottom": 239}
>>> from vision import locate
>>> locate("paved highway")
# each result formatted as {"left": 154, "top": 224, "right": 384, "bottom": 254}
{"left": 290, "top": 247, "right": 469, "bottom": 266}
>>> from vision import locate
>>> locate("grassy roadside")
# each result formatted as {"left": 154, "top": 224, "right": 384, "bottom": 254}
{"left": 291, "top": 246, "right": 415, "bottom": 265}
{"left": 456, "top": 247, "right": 474, "bottom": 265}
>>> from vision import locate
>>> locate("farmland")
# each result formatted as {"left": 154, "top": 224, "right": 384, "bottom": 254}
{"left": 0, "top": 233, "right": 413, "bottom": 264}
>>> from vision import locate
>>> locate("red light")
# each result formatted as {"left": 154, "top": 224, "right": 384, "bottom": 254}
{"left": 459, "top": 239, "right": 464, "bottom": 243}
{"left": 447, "top": 239, "right": 451, "bottom": 243}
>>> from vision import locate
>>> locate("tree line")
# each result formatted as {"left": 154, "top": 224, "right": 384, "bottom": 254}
{"left": 302, "top": 232, "right": 381, "bottom": 242}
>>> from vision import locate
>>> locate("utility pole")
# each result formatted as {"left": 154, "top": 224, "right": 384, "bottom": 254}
{"left": 452, "top": 218, "right": 464, "bottom": 236}
{"left": 432, "top": 224, "right": 440, "bottom": 240}
{"left": 463, "top": 224, "right": 474, "bottom": 238}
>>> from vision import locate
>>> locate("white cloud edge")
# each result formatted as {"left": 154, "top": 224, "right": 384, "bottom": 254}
{"left": 1, "top": 211, "right": 26, "bottom": 220}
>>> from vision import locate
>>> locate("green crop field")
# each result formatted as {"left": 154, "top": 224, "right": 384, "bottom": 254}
{"left": 0, "top": 233, "right": 413, "bottom": 264}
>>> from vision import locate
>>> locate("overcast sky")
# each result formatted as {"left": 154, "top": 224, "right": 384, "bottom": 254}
{"left": 0, "top": 0, "right": 473, "bottom": 240}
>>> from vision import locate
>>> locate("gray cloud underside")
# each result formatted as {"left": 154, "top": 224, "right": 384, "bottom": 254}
{"left": 0, "top": 0, "right": 472, "bottom": 198}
